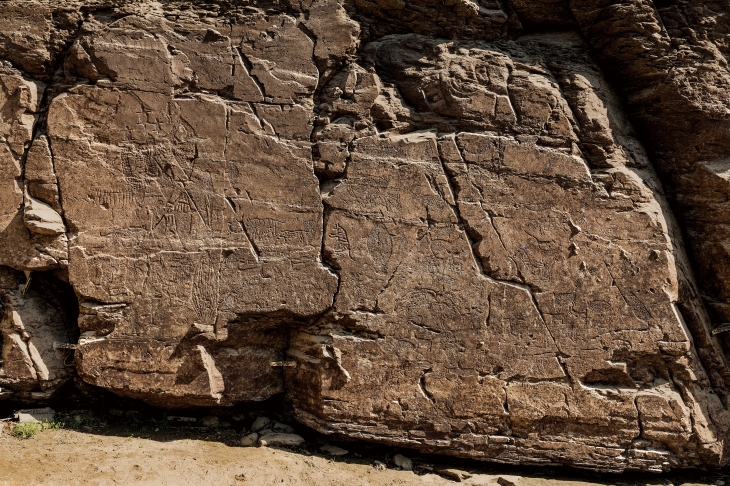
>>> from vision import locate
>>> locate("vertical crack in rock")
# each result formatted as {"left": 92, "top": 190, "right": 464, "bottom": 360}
{"left": 223, "top": 195, "right": 259, "bottom": 261}
{"left": 437, "top": 152, "right": 490, "bottom": 278}
{"left": 438, "top": 147, "right": 559, "bottom": 357}
{"left": 418, "top": 369, "right": 435, "bottom": 403}
{"left": 483, "top": 206, "right": 509, "bottom": 253}
{"left": 35, "top": 6, "right": 339, "bottom": 407}
{"left": 234, "top": 47, "right": 267, "bottom": 101}
{"left": 0, "top": 7, "right": 90, "bottom": 399}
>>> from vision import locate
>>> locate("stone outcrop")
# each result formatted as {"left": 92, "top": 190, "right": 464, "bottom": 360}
{"left": 2, "top": 0, "right": 730, "bottom": 472}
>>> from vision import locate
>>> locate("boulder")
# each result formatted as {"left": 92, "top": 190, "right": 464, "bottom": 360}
{"left": 0, "top": 0, "right": 729, "bottom": 472}
{"left": 250, "top": 417, "right": 271, "bottom": 433}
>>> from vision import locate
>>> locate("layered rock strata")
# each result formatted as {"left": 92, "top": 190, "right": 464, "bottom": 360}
{"left": 1, "top": 0, "right": 730, "bottom": 472}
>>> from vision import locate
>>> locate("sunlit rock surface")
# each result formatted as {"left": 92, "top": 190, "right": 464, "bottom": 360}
{"left": 1, "top": 0, "right": 730, "bottom": 472}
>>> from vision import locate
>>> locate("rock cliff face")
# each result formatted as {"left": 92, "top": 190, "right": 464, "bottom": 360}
{"left": 2, "top": 0, "right": 730, "bottom": 472}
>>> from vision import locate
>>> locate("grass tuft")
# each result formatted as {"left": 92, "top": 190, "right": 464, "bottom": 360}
{"left": 12, "top": 421, "right": 65, "bottom": 439}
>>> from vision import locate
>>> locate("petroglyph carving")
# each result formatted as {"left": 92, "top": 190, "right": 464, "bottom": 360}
{"left": 1, "top": 0, "right": 730, "bottom": 472}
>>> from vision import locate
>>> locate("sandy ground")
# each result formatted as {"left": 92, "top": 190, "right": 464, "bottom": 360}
{"left": 0, "top": 418, "right": 728, "bottom": 486}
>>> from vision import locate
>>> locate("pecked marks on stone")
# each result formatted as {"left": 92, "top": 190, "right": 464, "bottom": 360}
{"left": 0, "top": 1, "right": 728, "bottom": 472}
{"left": 568, "top": 0, "right": 730, "bottom": 380}
{"left": 47, "top": 13, "right": 338, "bottom": 407}
{"left": 288, "top": 33, "right": 730, "bottom": 471}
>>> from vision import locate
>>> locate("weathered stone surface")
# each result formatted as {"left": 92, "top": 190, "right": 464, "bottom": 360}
{"left": 0, "top": 71, "right": 67, "bottom": 271}
{"left": 0, "top": 268, "right": 78, "bottom": 397}
{"left": 251, "top": 416, "right": 271, "bottom": 433}
{"left": 14, "top": 406, "right": 55, "bottom": 423}
{"left": 257, "top": 432, "right": 305, "bottom": 448}
{"left": 568, "top": 0, "right": 730, "bottom": 368}
{"left": 1, "top": 0, "right": 730, "bottom": 472}
{"left": 42, "top": 12, "right": 339, "bottom": 406}
{"left": 393, "top": 453, "right": 413, "bottom": 471}
{"left": 0, "top": 4, "right": 79, "bottom": 78}
{"left": 320, "top": 443, "right": 349, "bottom": 456}
{"left": 240, "top": 432, "right": 259, "bottom": 447}
{"left": 289, "top": 31, "right": 730, "bottom": 471}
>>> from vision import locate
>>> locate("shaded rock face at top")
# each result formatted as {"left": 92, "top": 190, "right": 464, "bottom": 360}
{"left": 2, "top": 0, "right": 730, "bottom": 473}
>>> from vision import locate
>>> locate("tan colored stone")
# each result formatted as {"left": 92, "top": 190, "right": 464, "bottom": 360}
{"left": 0, "top": 0, "right": 729, "bottom": 473}
{"left": 288, "top": 33, "right": 730, "bottom": 472}
{"left": 0, "top": 268, "right": 78, "bottom": 395}
{"left": 24, "top": 135, "right": 61, "bottom": 212}
{"left": 24, "top": 195, "right": 65, "bottom": 236}
{"left": 45, "top": 12, "right": 337, "bottom": 406}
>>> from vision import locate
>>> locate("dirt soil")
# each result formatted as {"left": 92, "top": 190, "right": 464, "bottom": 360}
{"left": 0, "top": 416, "right": 729, "bottom": 486}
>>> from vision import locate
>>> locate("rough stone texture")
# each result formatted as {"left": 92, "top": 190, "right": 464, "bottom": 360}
{"left": 0, "top": 268, "right": 78, "bottom": 397}
{"left": 290, "top": 31, "right": 730, "bottom": 472}
{"left": 1, "top": 0, "right": 730, "bottom": 472}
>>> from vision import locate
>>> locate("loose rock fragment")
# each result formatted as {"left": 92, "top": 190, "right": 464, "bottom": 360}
{"left": 167, "top": 416, "right": 196, "bottom": 423}
{"left": 14, "top": 407, "right": 54, "bottom": 423}
{"left": 496, "top": 476, "right": 521, "bottom": 486}
{"left": 393, "top": 454, "right": 413, "bottom": 471}
{"left": 23, "top": 196, "right": 65, "bottom": 236}
{"left": 240, "top": 432, "right": 258, "bottom": 447}
{"left": 257, "top": 433, "right": 305, "bottom": 448}
{"left": 435, "top": 468, "right": 472, "bottom": 482}
{"left": 468, "top": 475, "right": 521, "bottom": 486}
{"left": 271, "top": 421, "right": 295, "bottom": 434}
{"left": 199, "top": 416, "right": 219, "bottom": 427}
{"left": 250, "top": 417, "right": 271, "bottom": 433}
{"left": 319, "top": 444, "right": 349, "bottom": 456}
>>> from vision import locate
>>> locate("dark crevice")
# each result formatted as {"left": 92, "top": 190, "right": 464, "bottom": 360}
{"left": 235, "top": 47, "right": 267, "bottom": 100}
{"left": 503, "top": 0, "right": 576, "bottom": 33}
{"left": 436, "top": 152, "right": 489, "bottom": 279}
{"left": 22, "top": 10, "right": 93, "bottom": 238}
{"left": 582, "top": 368, "right": 637, "bottom": 389}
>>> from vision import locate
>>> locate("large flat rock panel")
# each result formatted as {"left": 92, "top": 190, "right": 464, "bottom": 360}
{"left": 0, "top": 0, "right": 729, "bottom": 472}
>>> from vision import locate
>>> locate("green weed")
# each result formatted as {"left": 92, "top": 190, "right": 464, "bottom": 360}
{"left": 12, "top": 420, "right": 65, "bottom": 439}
